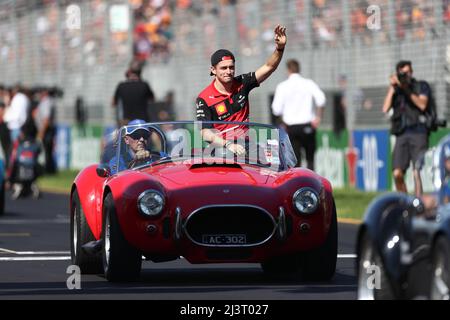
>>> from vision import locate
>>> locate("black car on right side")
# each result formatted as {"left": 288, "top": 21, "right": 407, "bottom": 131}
{"left": 356, "top": 134, "right": 450, "bottom": 300}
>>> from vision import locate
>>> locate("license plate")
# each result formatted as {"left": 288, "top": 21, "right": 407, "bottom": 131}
{"left": 202, "top": 234, "right": 247, "bottom": 245}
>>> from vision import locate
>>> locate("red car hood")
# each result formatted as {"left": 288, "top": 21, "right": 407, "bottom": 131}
{"left": 140, "top": 160, "right": 280, "bottom": 190}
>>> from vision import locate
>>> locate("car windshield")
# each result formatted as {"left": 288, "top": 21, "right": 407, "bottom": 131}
{"left": 101, "top": 121, "right": 297, "bottom": 174}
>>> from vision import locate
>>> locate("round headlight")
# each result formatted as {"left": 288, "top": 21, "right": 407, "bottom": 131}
{"left": 137, "top": 190, "right": 165, "bottom": 217}
{"left": 292, "top": 187, "right": 319, "bottom": 214}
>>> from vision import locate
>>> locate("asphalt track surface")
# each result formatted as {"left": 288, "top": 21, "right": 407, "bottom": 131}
{"left": 0, "top": 191, "right": 359, "bottom": 300}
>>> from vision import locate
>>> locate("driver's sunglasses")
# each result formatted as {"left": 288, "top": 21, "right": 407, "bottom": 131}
{"left": 129, "top": 131, "right": 150, "bottom": 140}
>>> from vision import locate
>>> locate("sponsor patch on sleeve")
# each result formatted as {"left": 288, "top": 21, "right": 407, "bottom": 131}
{"left": 215, "top": 104, "right": 228, "bottom": 116}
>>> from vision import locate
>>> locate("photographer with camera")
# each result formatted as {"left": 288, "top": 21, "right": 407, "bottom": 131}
{"left": 382, "top": 60, "right": 433, "bottom": 196}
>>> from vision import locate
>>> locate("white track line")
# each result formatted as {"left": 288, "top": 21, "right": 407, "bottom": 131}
{"left": 0, "top": 248, "right": 70, "bottom": 255}
{"left": 0, "top": 248, "right": 17, "bottom": 254}
{"left": 0, "top": 233, "right": 31, "bottom": 237}
{"left": 15, "top": 251, "right": 71, "bottom": 255}
{"left": 0, "top": 257, "right": 71, "bottom": 261}
{"left": 0, "top": 254, "right": 357, "bottom": 262}
{"left": 0, "top": 219, "right": 69, "bottom": 224}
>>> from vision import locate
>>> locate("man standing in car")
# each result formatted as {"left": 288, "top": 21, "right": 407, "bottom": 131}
{"left": 196, "top": 25, "right": 287, "bottom": 155}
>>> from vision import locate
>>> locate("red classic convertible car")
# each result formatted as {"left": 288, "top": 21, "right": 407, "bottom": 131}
{"left": 70, "top": 121, "right": 337, "bottom": 282}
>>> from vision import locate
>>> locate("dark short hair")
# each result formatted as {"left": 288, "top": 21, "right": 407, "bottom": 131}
{"left": 396, "top": 60, "right": 412, "bottom": 72}
{"left": 127, "top": 60, "right": 142, "bottom": 77}
{"left": 286, "top": 59, "right": 300, "bottom": 73}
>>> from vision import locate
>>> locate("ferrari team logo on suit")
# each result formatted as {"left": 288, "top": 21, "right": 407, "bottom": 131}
{"left": 215, "top": 104, "right": 228, "bottom": 116}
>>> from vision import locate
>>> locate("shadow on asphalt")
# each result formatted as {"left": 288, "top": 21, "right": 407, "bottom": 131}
{"left": 0, "top": 268, "right": 356, "bottom": 297}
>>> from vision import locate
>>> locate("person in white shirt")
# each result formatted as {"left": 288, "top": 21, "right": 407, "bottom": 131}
{"left": 271, "top": 59, "right": 326, "bottom": 170}
{"left": 4, "top": 85, "right": 30, "bottom": 142}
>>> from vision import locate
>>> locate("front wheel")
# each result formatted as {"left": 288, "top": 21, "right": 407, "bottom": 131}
{"left": 299, "top": 201, "right": 338, "bottom": 281}
{"left": 429, "top": 236, "right": 450, "bottom": 300}
{"left": 260, "top": 254, "right": 301, "bottom": 277}
{"left": 261, "top": 200, "right": 338, "bottom": 281}
{"left": 357, "top": 231, "right": 394, "bottom": 300}
{"left": 102, "top": 193, "right": 141, "bottom": 282}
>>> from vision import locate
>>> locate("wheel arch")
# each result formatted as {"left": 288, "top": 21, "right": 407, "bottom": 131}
{"left": 71, "top": 164, "right": 107, "bottom": 239}
{"left": 358, "top": 192, "right": 419, "bottom": 297}
{"left": 431, "top": 229, "right": 450, "bottom": 252}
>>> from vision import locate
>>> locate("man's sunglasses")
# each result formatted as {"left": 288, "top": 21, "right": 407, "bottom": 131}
{"left": 128, "top": 131, "right": 150, "bottom": 140}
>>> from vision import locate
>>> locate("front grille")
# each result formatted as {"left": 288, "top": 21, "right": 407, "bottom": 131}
{"left": 185, "top": 206, "right": 275, "bottom": 247}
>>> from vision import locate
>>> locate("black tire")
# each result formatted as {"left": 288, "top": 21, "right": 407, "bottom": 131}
{"left": 0, "top": 180, "right": 5, "bottom": 216}
{"left": 70, "top": 189, "right": 103, "bottom": 274}
{"left": 299, "top": 200, "right": 338, "bottom": 281}
{"left": 261, "top": 200, "right": 338, "bottom": 281}
{"left": 429, "top": 236, "right": 450, "bottom": 300}
{"left": 357, "top": 231, "right": 395, "bottom": 300}
{"left": 260, "top": 254, "right": 301, "bottom": 277}
{"left": 102, "top": 193, "right": 141, "bottom": 282}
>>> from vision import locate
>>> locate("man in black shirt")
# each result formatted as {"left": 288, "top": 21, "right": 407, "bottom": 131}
{"left": 382, "top": 60, "right": 431, "bottom": 196}
{"left": 0, "top": 85, "right": 11, "bottom": 166}
{"left": 112, "top": 63, "right": 155, "bottom": 127}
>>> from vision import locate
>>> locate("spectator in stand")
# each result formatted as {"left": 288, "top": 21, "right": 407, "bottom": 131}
{"left": 311, "top": 0, "right": 343, "bottom": 46}
{"left": 396, "top": 0, "right": 411, "bottom": 40}
{"left": 132, "top": 0, "right": 173, "bottom": 63}
{"left": 411, "top": 3, "right": 425, "bottom": 40}
{"left": 351, "top": 0, "right": 381, "bottom": 44}
{"left": 445, "top": 1, "right": 450, "bottom": 23}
